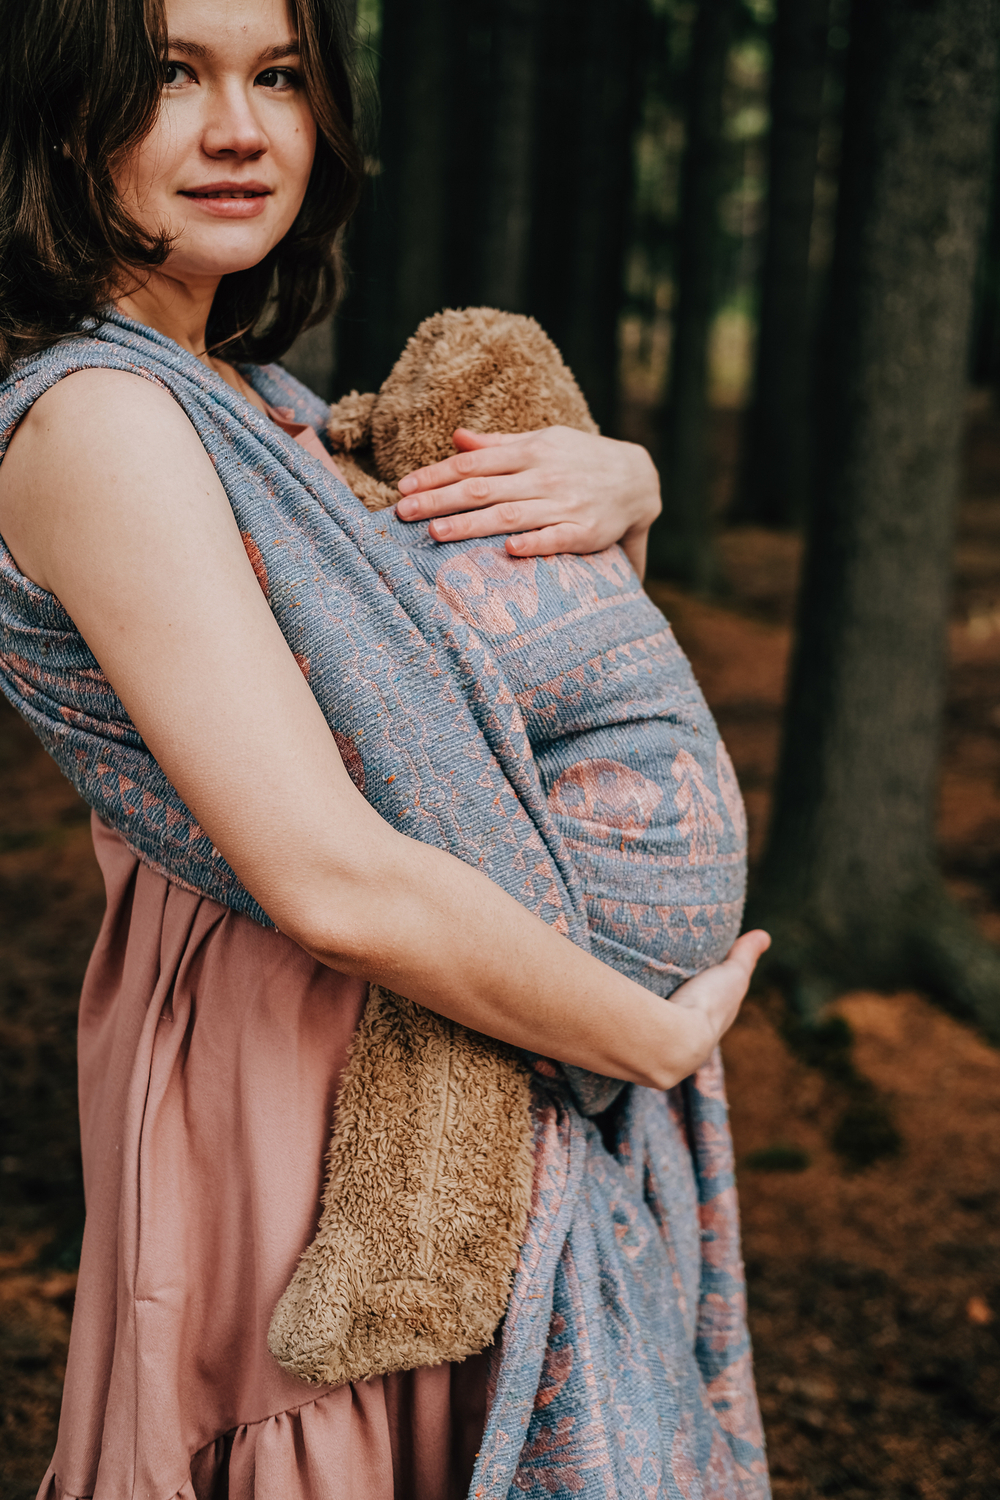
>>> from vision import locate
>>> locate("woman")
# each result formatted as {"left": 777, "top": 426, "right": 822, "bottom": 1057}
{"left": 0, "top": 0, "right": 770, "bottom": 1495}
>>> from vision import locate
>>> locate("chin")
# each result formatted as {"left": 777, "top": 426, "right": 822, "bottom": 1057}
{"left": 168, "top": 214, "right": 298, "bottom": 280}
{"left": 171, "top": 234, "right": 286, "bottom": 280}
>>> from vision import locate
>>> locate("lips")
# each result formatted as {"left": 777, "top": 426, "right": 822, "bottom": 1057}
{"left": 178, "top": 182, "right": 272, "bottom": 219}
{"left": 179, "top": 180, "right": 271, "bottom": 199}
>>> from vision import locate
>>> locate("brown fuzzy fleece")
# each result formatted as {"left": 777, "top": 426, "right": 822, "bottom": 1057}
{"left": 327, "top": 305, "right": 599, "bottom": 509}
{"left": 268, "top": 309, "right": 595, "bottom": 1390}
{"left": 267, "top": 988, "right": 535, "bottom": 1386}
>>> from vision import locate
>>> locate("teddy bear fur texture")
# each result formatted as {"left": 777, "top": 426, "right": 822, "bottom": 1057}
{"left": 267, "top": 988, "right": 534, "bottom": 1386}
{"left": 268, "top": 309, "right": 596, "bottom": 1388}
{"left": 323, "top": 305, "right": 599, "bottom": 514}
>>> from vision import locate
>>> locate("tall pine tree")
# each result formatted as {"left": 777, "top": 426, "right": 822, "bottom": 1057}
{"left": 527, "top": 0, "right": 646, "bottom": 432}
{"left": 737, "top": 0, "right": 831, "bottom": 526}
{"left": 649, "top": 0, "right": 738, "bottom": 588}
{"left": 331, "top": 0, "right": 644, "bottom": 427}
{"left": 750, "top": 0, "right": 1000, "bottom": 1035}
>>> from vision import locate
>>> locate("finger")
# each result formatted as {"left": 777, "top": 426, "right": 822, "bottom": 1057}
{"left": 428, "top": 498, "right": 566, "bottom": 543}
{"left": 397, "top": 437, "right": 536, "bottom": 497}
{"left": 505, "top": 522, "right": 586, "bottom": 557}
{"left": 722, "top": 930, "right": 772, "bottom": 984}
{"left": 453, "top": 427, "right": 528, "bottom": 450}
{"left": 400, "top": 473, "right": 546, "bottom": 524}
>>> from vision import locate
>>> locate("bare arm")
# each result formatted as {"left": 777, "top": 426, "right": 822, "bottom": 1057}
{"left": 0, "top": 371, "right": 762, "bottom": 1089}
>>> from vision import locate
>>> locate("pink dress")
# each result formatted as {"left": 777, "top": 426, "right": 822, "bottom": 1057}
{"left": 37, "top": 414, "right": 490, "bottom": 1500}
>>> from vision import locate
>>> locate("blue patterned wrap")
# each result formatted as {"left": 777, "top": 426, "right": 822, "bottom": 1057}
{"left": 0, "top": 314, "right": 768, "bottom": 1499}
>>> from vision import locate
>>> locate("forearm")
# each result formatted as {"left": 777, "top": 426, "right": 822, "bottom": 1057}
{"left": 287, "top": 827, "right": 711, "bottom": 1090}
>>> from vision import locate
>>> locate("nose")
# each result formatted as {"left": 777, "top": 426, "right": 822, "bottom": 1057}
{"left": 202, "top": 82, "right": 268, "bottom": 161}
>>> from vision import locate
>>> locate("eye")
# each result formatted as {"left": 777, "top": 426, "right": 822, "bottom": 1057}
{"left": 163, "top": 60, "right": 192, "bottom": 88}
{"left": 255, "top": 67, "right": 300, "bottom": 91}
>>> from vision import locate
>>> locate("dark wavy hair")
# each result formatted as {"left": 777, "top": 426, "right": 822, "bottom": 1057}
{"left": 0, "top": 0, "right": 365, "bottom": 378}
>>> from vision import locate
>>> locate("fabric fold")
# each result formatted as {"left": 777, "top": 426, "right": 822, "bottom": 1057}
{"left": 0, "top": 318, "right": 770, "bottom": 1497}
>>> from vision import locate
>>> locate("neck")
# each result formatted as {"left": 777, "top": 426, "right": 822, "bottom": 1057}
{"left": 115, "top": 269, "right": 223, "bottom": 366}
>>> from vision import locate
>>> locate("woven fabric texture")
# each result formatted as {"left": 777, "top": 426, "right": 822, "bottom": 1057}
{"left": 0, "top": 314, "right": 768, "bottom": 1499}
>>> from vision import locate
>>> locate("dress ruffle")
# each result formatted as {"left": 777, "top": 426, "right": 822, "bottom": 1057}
{"left": 37, "top": 1374, "right": 483, "bottom": 1499}
{"left": 37, "top": 1390, "right": 341, "bottom": 1499}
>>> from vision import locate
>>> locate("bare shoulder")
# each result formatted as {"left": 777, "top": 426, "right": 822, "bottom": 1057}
{"left": 0, "top": 368, "right": 217, "bottom": 590}
{"left": 11, "top": 366, "right": 200, "bottom": 463}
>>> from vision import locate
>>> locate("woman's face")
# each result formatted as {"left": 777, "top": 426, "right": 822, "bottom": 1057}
{"left": 116, "top": 0, "right": 317, "bottom": 286}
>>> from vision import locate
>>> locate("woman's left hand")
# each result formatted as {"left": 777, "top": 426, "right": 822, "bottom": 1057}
{"left": 394, "top": 426, "right": 662, "bottom": 580}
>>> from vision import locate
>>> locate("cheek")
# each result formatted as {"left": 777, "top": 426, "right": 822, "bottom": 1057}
{"left": 116, "top": 117, "right": 183, "bottom": 222}
{"left": 286, "top": 110, "right": 318, "bottom": 204}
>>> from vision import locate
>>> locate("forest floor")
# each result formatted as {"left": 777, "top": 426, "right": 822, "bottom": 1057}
{"left": 2, "top": 401, "right": 1000, "bottom": 1497}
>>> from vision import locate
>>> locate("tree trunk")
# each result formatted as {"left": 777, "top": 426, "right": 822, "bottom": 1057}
{"left": 649, "top": 0, "right": 737, "bottom": 587}
{"left": 442, "top": 0, "right": 548, "bottom": 314}
{"left": 527, "top": 0, "right": 646, "bottom": 433}
{"left": 334, "top": 0, "right": 642, "bottom": 418}
{"left": 970, "top": 106, "right": 1000, "bottom": 387}
{"left": 337, "top": 0, "right": 457, "bottom": 391}
{"left": 337, "top": 0, "right": 545, "bottom": 388}
{"left": 282, "top": 318, "right": 337, "bottom": 402}
{"left": 478, "top": 0, "right": 544, "bottom": 312}
{"left": 749, "top": 0, "right": 1000, "bottom": 1037}
{"left": 332, "top": 163, "right": 381, "bottom": 394}
{"left": 736, "top": 0, "right": 831, "bottom": 526}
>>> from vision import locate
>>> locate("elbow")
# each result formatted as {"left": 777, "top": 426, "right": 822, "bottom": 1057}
{"left": 268, "top": 837, "right": 422, "bottom": 981}
{"left": 277, "top": 896, "right": 374, "bottom": 976}
{"left": 646, "top": 1060, "right": 695, "bottom": 1093}
{"left": 253, "top": 856, "right": 385, "bottom": 976}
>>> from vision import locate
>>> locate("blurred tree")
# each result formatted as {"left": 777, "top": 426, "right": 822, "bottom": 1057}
{"left": 331, "top": 0, "right": 645, "bottom": 427}
{"left": 343, "top": 0, "right": 457, "bottom": 387}
{"left": 527, "top": 0, "right": 647, "bottom": 432}
{"left": 438, "top": 1, "right": 540, "bottom": 314}
{"left": 650, "top": 0, "right": 739, "bottom": 589}
{"left": 623, "top": 3, "right": 693, "bottom": 379}
{"left": 750, "top": 0, "right": 1000, "bottom": 1035}
{"left": 338, "top": 0, "right": 544, "bottom": 390}
{"left": 736, "top": 0, "right": 830, "bottom": 525}
{"left": 970, "top": 105, "right": 1000, "bottom": 386}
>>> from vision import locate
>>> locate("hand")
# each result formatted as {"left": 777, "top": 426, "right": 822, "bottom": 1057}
{"left": 667, "top": 929, "right": 771, "bottom": 1071}
{"left": 394, "top": 426, "right": 662, "bottom": 579}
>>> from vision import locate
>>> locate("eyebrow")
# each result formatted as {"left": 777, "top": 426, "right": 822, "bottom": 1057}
{"left": 168, "top": 39, "right": 301, "bottom": 61}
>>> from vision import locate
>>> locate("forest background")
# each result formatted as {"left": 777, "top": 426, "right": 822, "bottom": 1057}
{"left": 3, "top": 0, "right": 1000, "bottom": 1495}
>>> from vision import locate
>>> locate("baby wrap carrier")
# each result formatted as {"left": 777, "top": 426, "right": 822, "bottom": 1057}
{"left": 0, "top": 315, "right": 768, "bottom": 1500}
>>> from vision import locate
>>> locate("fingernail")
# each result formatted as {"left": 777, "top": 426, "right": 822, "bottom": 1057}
{"left": 398, "top": 475, "right": 416, "bottom": 494}
{"left": 431, "top": 518, "right": 452, "bottom": 538}
{"left": 396, "top": 497, "right": 417, "bottom": 518}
